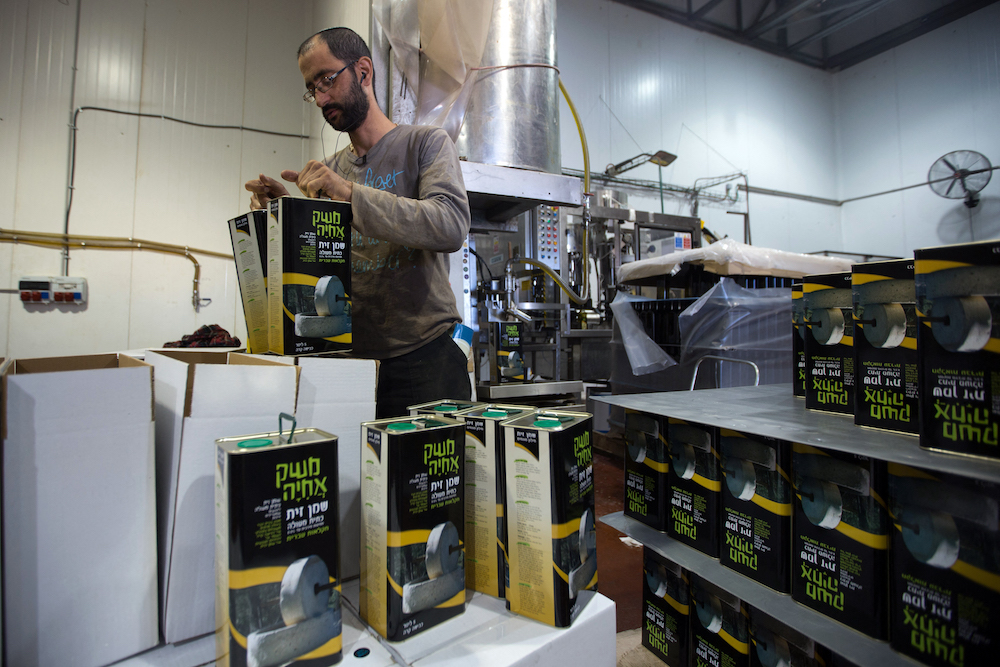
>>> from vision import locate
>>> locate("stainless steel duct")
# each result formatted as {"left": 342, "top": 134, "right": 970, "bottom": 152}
{"left": 455, "top": 0, "right": 560, "bottom": 174}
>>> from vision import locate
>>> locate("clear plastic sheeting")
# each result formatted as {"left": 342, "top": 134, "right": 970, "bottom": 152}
{"left": 618, "top": 238, "right": 854, "bottom": 284}
{"left": 609, "top": 291, "right": 678, "bottom": 376}
{"left": 372, "top": 0, "right": 493, "bottom": 141}
{"left": 678, "top": 278, "right": 792, "bottom": 385}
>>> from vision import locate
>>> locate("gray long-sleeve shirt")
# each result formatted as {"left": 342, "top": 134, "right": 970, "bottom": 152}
{"left": 325, "top": 125, "right": 471, "bottom": 359}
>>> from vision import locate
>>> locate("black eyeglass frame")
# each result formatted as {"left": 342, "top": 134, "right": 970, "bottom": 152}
{"left": 302, "top": 60, "right": 359, "bottom": 103}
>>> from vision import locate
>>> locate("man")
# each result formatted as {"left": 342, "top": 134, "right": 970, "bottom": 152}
{"left": 245, "top": 27, "right": 472, "bottom": 418}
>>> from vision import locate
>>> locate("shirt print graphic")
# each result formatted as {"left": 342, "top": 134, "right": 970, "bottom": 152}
{"left": 352, "top": 165, "right": 416, "bottom": 275}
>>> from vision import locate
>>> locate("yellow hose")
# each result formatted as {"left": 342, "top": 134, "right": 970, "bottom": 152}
{"left": 0, "top": 228, "right": 231, "bottom": 309}
{"left": 558, "top": 78, "right": 592, "bottom": 306}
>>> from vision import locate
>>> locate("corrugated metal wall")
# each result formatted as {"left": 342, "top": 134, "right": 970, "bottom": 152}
{"left": 0, "top": 0, "right": 367, "bottom": 359}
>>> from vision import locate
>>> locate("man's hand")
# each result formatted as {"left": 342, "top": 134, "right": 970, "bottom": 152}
{"left": 244, "top": 174, "right": 290, "bottom": 210}
{"left": 282, "top": 161, "right": 353, "bottom": 202}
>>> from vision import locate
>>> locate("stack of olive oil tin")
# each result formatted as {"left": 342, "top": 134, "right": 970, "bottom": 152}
{"left": 357, "top": 402, "right": 597, "bottom": 639}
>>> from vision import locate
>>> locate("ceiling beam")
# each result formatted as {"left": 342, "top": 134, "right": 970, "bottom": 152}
{"left": 692, "top": 0, "right": 728, "bottom": 19}
{"left": 787, "top": 0, "right": 900, "bottom": 52}
{"left": 745, "top": 0, "right": 820, "bottom": 40}
{"left": 609, "top": 0, "right": 824, "bottom": 67}
{"left": 823, "top": 0, "right": 999, "bottom": 70}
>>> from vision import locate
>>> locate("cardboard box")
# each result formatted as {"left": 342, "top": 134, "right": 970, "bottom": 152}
{"left": 642, "top": 547, "right": 689, "bottom": 666}
{"left": 278, "top": 355, "right": 376, "bottom": 580}
{"left": 624, "top": 409, "right": 670, "bottom": 531}
{"left": 803, "top": 272, "right": 855, "bottom": 415}
{"left": 503, "top": 411, "right": 598, "bottom": 627}
{"left": 360, "top": 415, "right": 467, "bottom": 641}
{"left": 719, "top": 429, "right": 792, "bottom": 593}
{"left": 228, "top": 209, "right": 269, "bottom": 354}
{"left": 267, "top": 196, "right": 352, "bottom": 356}
{"left": 914, "top": 239, "right": 1000, "bottom": 457}
{"left": 690, "top": 574, "right": 750, "bottom": 667}
{"left": 667, "top": 418, "right": 721, "bottom": 558}
{"left": 791, "top": 443, "right": 889, "bottom": 639}
{"left": 852, "top": 260, "right": 919, "bottom": 434}
{"left": 888, "top": 462, "right": 1000, "bottom": 667}
{"left": 147, "top": 349, "right": 299, "bottom": 644}
{"left": 2, "top": 354, "right": 158, "bottom": 667}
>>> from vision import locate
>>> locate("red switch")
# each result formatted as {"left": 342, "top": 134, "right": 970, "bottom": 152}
{"left": 20, "top": 291, "right": 30, "bottom": 301}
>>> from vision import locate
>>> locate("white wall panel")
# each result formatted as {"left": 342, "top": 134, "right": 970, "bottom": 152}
{"left": 835, "top": 3, "right": 1000, "bottom": 256}
{"left": 558, "top": 0, "right": 840, "bottom": 252}
{"left": 0, "top": 0, "right": 29, "bottom": 355}
{"left": 557, "top": 0, "right": 611, "bottom": 180}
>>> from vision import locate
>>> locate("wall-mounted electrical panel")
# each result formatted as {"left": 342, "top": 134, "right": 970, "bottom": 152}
{"left": 19, "top": 276, "right": 88, "bottom": 305}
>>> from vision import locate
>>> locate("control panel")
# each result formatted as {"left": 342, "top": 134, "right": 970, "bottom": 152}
{"left": 19, "top": 276, "right": 88, "bottom": 305}
{"left": 534, "top": 205, "right": 561, "bottom": 271}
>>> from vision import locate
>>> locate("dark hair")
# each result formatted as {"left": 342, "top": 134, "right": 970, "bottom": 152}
{"left": 298, "top": 27, "right": 375, "bottom": 90}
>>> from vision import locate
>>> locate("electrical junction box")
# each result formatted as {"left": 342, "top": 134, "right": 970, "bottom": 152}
{"left": 19, "top": 276, "right": 88, "bottom": 304}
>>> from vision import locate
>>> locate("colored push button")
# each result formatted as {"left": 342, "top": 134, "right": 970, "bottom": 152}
{"left": 483, "top": 410, "right": 508, "bottom": 419}
{"left": 237, "top": 438, "right": 272, "bottom": 448}
{"left": 388, "top": 422, "right": 417, "bottom": 432}
{"left": 533, "top": 419, "right": 562, "bottom": 428}
{"left": 20, "top": 291, "right": 30, "bottom": 301}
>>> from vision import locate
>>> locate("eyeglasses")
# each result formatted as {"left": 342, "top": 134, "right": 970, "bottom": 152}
{"left": 303, "top": 60, "right": 358, "bottom": 103}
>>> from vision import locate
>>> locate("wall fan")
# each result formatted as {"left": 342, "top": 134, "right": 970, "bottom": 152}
{"left": 928, "top": 150, "right": 993, "bottom": 208}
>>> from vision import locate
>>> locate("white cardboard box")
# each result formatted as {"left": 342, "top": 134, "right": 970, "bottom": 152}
{"left": 271, "top": 355, "right": 377, "bottom": 579}
{"left": 146, "top": 350, "right": 299, "bottom": 644}
{"left": 1, "top": 354, "right": 159, "bottom": 667}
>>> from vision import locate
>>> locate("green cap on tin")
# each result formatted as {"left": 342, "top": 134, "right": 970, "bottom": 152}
{"left": 238, "top": 438, "right": 272, "bottom": 448}
{"left": 388, "top": 422, "right": 417, "bottom": 432}
{"left": 434, "top": 405, "right": 458, "bottom": 412}
{"left": 533, "top": 419, "right": 562, "bottom": 428}
{"left": 483, "top": 410, "right": 508, "bottom": 418}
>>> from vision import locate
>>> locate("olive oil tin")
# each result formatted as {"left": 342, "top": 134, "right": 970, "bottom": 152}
{"left": 502, "top": 410, "right": 597, "bottom": 627}
{"left": 852, "top": 260, "right": 919, "bottom": 434}
{"left": 889, "top": 462, "right": 1000, "bottom": 667}
{"left": 914, "top": 239, "right": 1000, "bottom": 458}
{"left": 803, "top": 272, "right": 856, "bottom": 415}
{"left": 359, "top": 415, "right": 466, "bottom": 641}
{"left": 624, "top": 409, "right": 671, "bottom": 531}
{"left": 667, "top": 418, "right": 721, "bottom": 558}
{"left": 691, "top": 574, "right": 750, "bottom": 667}
{"left": 791, "top": 443, "right": 889, "bottom": 639}
{"left": 642, "top": 547, "right": 690, "bottom": 666}
{"left": 719, "top": 429, "right": 792, "bottom": 593}
{"left": 215, "top": 427, "right": 342, "bottom": 667}
{"left": 407, "top": 399, "right": 487, "bottom": 417}
{"left": 457, "top": 404, "right": 535, "bottom": 598}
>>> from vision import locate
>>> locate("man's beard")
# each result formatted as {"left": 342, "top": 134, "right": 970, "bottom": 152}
{"left": 323, "top": 71, "right": 369, "bottom": 133}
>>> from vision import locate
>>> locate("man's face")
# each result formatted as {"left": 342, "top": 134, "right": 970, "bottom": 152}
{"left": 299, "top": 43, "right": 369, "bottom": 133}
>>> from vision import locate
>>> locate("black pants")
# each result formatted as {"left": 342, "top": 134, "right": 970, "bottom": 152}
{"left": 376, "top": 330, "right": 472, "bottom": 419}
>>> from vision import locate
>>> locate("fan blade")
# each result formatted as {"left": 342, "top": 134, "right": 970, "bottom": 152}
{"left": 946, "top": 178, "right": 959, "bottom": 196}
{"left": 959, "top": 176, "right": 970, "bottom": 193}
{"left": 942, "top": 158, "right": 958, "bottom": 173}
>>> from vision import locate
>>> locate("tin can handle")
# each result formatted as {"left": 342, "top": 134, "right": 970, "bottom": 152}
{"left": 279, "top": 412, "right": 297, "bottom": 443}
